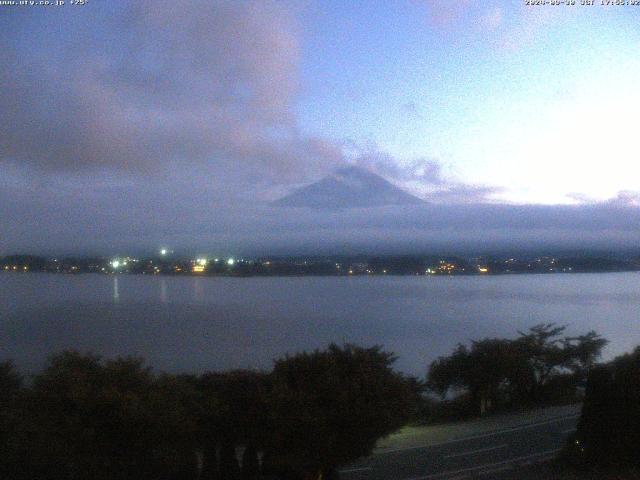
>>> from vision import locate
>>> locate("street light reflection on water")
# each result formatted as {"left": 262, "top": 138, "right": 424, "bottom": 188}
{"left": 193, "top": 277, "right": 204, "bottom": 302}
{"left": 113, "top": 276, "right": 119, "bottom": 302}
{"left": 160, "top": 278, "right": 167, "bottom": 304}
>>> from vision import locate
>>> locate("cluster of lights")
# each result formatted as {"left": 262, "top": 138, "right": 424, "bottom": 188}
{"left": 110, "top": 259, "right": 129, "bottom": 270}
{"left": 437, "top": 263, "right": 456, "bottom": 274}
{"left": 192, "top": 258, "right": 208, "bottom": 273}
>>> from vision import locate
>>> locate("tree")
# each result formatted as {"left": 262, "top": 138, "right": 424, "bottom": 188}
{"left": 561, "top": 331, "right": 608, "bottom": 378}
{"left": 428, "top": 339, "right": 526, "bottom": 414}
{"left": 0, "top": 361, "right": 24, "bottom": 478}
{"left": 427, "top": 344, "right": 469, "bottom": 397}
{"left": 427, "top": 325, "right": 608, "bottom": 415}
{"left": 575, "top": 346, "right": 640, "bottom": 468}
{"left": 266, "top": 344, "right": 416, "bottom": 480}
{"left": 515, "top": 323, "right": 568, "bottom": 398}
{"left": 197, "top": 370, "right": 271, "bottom": 478}
{"left": 146, "top": 373, "right": 202, "bottom": 479}
{"left": 516, "top": 324, "right": 607, "bottom": 401}
{"left": 25, "top": 351, "right": 200, "bottom": 480}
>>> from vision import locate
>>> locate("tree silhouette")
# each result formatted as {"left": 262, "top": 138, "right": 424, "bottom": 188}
{"left": 266, "top": 344, "right": 416, "bottom": 480}
{"left": 575, "top": 346, "right": 640, "bottom": 468}
{"left": 0, "top": 361, "right": 23, "bottom": 478}
{"left": 0, "top": 345, "right": 419, "bottom": 480}
{"left": 428, "top": 325, "right": 608, "bottom": 414}
{"left": 197, "top": 370, "right": 270, "bottom": 478}
{"left": 23, "top": 351, "right": 200, "bottom": 480}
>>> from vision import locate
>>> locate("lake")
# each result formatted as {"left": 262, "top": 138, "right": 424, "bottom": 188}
{"left": 1, "top": 272, "right": 639, "bottom": 377}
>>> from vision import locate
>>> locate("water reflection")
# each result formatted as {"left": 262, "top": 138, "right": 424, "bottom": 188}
{"left": 193, "top": 277, "right": 203, "bottom": 302}
{"left": 1, "top": 273, "right": 639, "bottom": 376}
{"left": 160, "top": 278, "right": 167, "bottom": 303}
{"left": 113, "top": 276, "right": 119, "bottom": 302}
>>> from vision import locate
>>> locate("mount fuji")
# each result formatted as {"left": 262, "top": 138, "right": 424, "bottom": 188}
{"left": 273, "top": 166, "right": 424, "bottom": 209}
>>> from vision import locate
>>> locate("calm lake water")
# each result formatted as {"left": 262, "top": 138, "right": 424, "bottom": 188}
{"left": 1, "top": 272, "right": 639, "bottom": 377}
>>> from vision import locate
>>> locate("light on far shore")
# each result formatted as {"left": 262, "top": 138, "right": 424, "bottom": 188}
{"left": 227, "top": 258, "right": 235, "bottom": 266}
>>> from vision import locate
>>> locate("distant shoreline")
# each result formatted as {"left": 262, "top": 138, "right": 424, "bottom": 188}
{"left": 3, "top": 253, "right": 639, "bottom": 278}
{"left": 2, "top": 269, "right": 639, "bottom": 278}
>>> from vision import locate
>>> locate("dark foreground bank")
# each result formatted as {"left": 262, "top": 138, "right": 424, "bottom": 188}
{"left": 1, "top": 337, "right": 638, "bottom": 480}
{"left": 0, "top": 344, "right": 417, "bottom": 480}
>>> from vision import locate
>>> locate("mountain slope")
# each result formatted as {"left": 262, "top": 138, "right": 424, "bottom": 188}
{"left": 273, "top": 166, "right": 424, "bottom": 208}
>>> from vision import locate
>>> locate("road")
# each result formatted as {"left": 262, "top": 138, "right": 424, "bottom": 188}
{"left": 339, "top": 408, "right": 580, "bottom": 480}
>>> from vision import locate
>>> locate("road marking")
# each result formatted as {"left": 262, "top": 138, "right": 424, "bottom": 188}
{"left": 444, "top": 443, "right": 508, "bottom": 459}
{"left": 478, "top": 464, "right": 513, "bottom": 476}
{"left": 338, "top": 467, "right": 372, "bottom": 473}
{"left": 404, "top": 448, "right": 563, "bottom": 480}
{"left": 376, "top": 414, "right": 579, "bottom": 455}
{"left": 561, "top": 428, "right": 576, "bottom": 434}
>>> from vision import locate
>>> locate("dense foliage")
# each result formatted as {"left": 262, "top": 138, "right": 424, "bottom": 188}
{"left": 427, "top": 324, "right": 607, "bottom": 415}
{"left": 266, "top": 345, "right": 416, "bottom": 479}
{"left": 0, "top": 344, "right": 416, "bottom": 480}
{"left": 570, "top": 346, "right": 640, "bottom": 469}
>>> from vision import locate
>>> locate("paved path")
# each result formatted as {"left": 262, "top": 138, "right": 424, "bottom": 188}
{"left": 339, "top": 405, "right": 581, "bottom": 480}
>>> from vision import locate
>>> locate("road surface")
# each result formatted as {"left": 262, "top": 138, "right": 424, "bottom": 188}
{"left": 339, "top": 406, "right": 580, "bottom": 480}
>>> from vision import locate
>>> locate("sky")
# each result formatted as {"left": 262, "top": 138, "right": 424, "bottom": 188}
{"left": 1, "top": 1, "right": 640, "bottom": 255}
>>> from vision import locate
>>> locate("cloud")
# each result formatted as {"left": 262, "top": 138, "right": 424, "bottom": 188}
{"left": 0, "top": 0, "right": 503, "bottom": 211}
{"left": 566, "top": 192, "right": 594, "bottom": 204}
{"left": 420, "top": 0, "right": 471, "bottom": 27}
{"left": 608, "top": 191, "right": 640, "bottom": 207}
{"left": 417, "top": 1, "right": 561, "bottom": 52}
{"left": 344, "top": 146, "right": 501, "bottom": 204}
{"left": 0, "top": 1, "right": 342, "bottom": 182}
{"left": 424, "top": 184, "right": 505, "bottom": 204}
{"left": 351, "top": 150, "right": 444, "bottom": 185}
{"left": 3, "top": 181, "right": 640, "bottom": 256}
{"left": 568, "top": 190, "right": 640, "bottom": 207}
{"left": 0, "top": 0, "right": 562, "bottom": 201}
